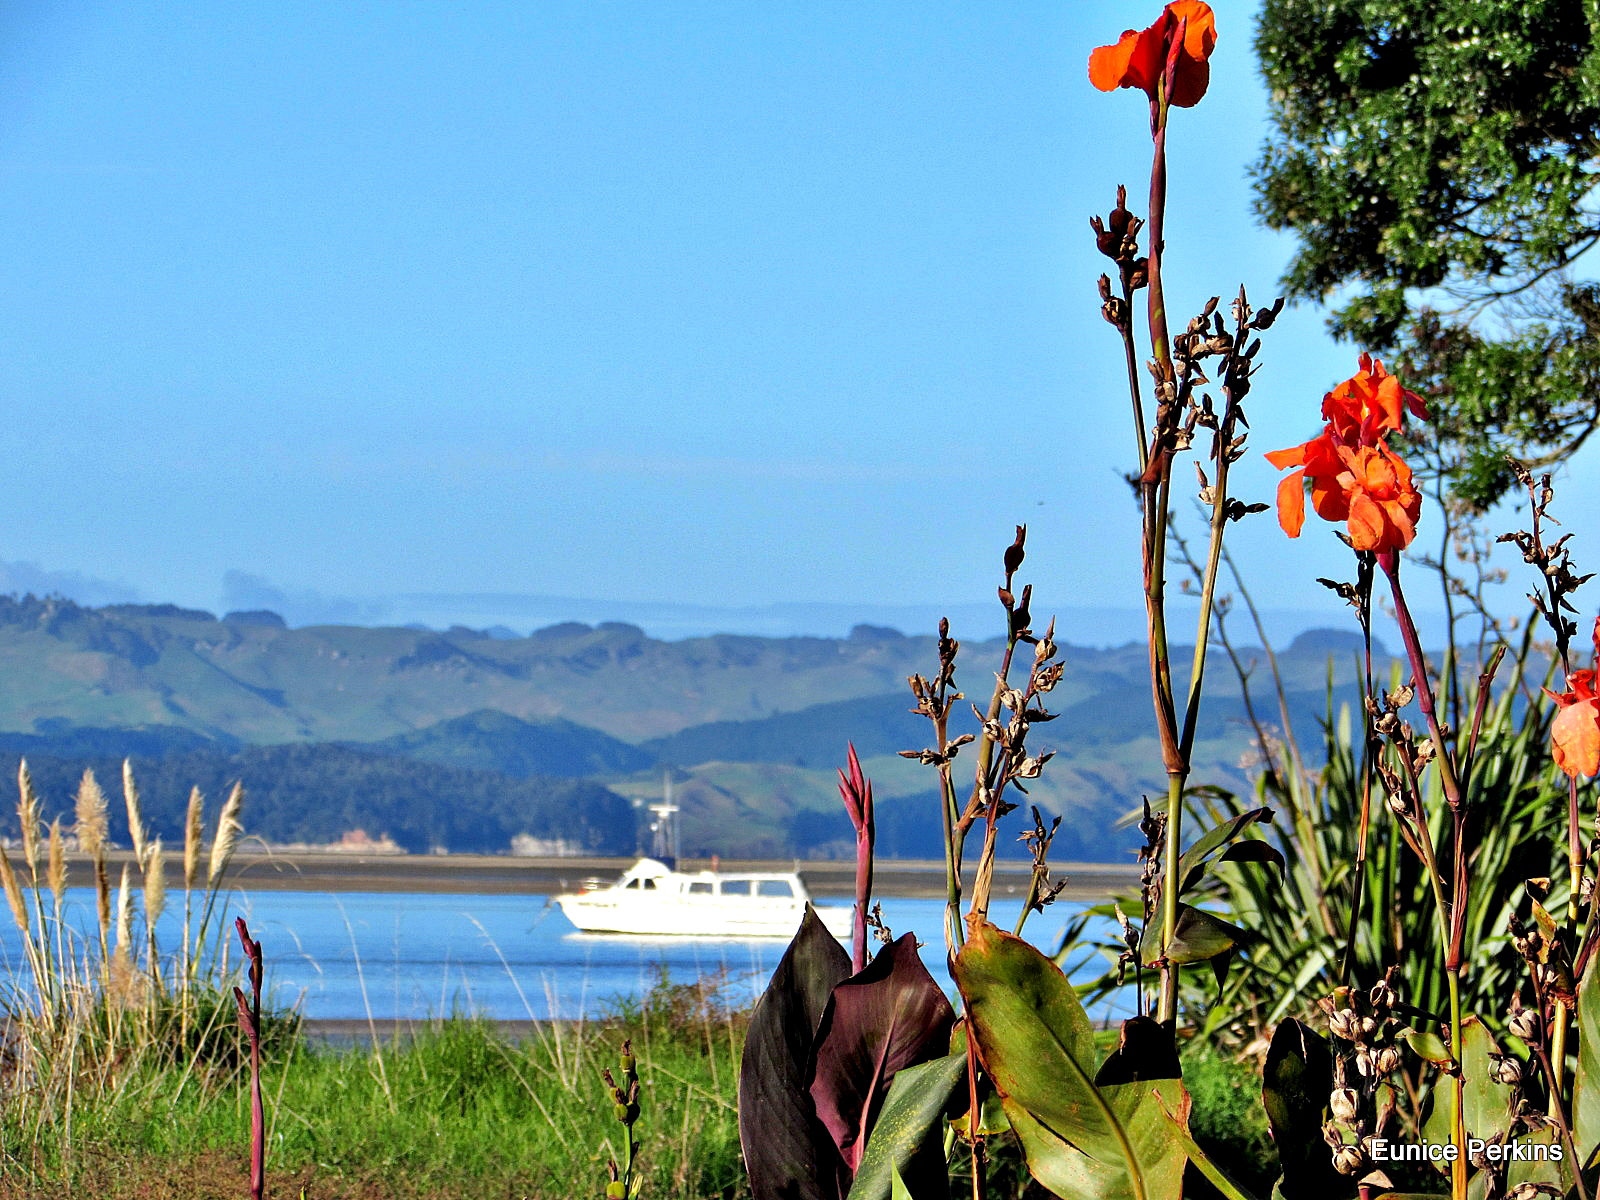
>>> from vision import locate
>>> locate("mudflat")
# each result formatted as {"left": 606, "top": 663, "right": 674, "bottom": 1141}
{"left": 66, "top": 850, "right": 1140, "bottom": 899}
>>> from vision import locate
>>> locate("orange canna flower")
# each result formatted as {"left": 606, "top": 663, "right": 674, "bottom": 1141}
{"left": 1089, "top": 2, "right": 1218, "bottom": 109}
{"left": 1546, "top": 619, "right": 1600, "bottom": 779}
{"left": 1321, "top": 352, "right": 1429, "bottom": 445}
{"left": 1266, "top": 355, "right": 1426, "bottom": 554}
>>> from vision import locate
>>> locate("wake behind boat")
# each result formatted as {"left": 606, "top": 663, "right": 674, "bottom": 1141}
{"left": 554, "top": 857, "right": 855, "bottom": 939}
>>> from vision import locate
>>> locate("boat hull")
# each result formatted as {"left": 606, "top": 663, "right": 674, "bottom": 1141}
{"left": 555, "top": 893, "right": 854, "bottom": 940}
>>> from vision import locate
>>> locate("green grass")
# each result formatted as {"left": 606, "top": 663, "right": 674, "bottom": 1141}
{"left": 4, "top": 1004, "right": 751, "bottom": 1200}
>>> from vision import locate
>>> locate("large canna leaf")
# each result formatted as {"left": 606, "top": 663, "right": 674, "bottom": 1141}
{"left": 847, "top": 1050, "right": 966, "bottom": 1200}
{"left": 953, "top": 920, "right": 1188, "bottom": 1200}
{"left": 740, "top": 905, "right": 852, "bottom": 1200}
{"left": 1419, "top": 1016, "right": 1514, "bottom": 1156}
{"left": 1577, "top": 959, "right": 1600, "bottom": 1169}
{"left": 809, "top": 933, "right": 956, "bottom": 1174}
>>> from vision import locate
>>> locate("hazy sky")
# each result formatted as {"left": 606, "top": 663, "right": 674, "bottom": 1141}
{"left": 0, "top": 2, "right": 1590, "bottom": 640}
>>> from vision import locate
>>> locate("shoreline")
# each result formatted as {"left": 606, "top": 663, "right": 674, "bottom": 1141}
{"left": 64, "top": 850, "right": 1141, "bottom": 900}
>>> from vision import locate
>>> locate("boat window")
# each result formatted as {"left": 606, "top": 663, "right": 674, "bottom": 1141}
{"left": 720, "top": 880, "right": 752, "bottom": 896}
{"left": 641, "top": 878, "right": 657, "bottom": 890}
{"left": 757, "top": 880, "right": 795, "bottom": 898}
{"left": 688, "top": 881, "right": 713, "bottom": 894}
{"left": 625, "top": 878, "right": 641, "bottom": 889}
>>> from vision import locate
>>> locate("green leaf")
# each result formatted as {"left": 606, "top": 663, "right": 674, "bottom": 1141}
{"left": 1261, "top": 1019, "right": 1351, "bottom": 1197}
{"left": 1219, "top": 840, "right": 1287, "bottom": 880}
{"left": 847, "top": 1052, "right": 965, "bottom": 1200}
{"left": 1401, "top": 1028, "right": 1452, "bottom": 1065}
{"left": 1176, "top": 807, "right": 1274, "bottom": 896}
{"left": 1153, "top": 1097, "right": 1265, "bottom": 1200}
{"left": 1577, "top": 960, "right": 1600, "bottom": 1169}
{"left": 1141, "top": 905, "right": 1244, "bottom": 967}
{"left": 1419, "top": 1016, "right": 1513, "bottom": 1155}
{"left": 739, "top": 905, "right": 852, "bottom": 1200}
{"left": 888, "top": 1163, "right": 911, "bottom": 1200}
{"left": 953, "top": 920, "right": 1188, "bottom": 1200}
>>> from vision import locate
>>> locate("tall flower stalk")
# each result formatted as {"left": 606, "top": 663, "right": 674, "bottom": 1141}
{"left": 1089, "top": 0, "right": 1273, "bottom": 1027}
{"left": 1266, "top": 355, "right": 1484, "bottom": 1197}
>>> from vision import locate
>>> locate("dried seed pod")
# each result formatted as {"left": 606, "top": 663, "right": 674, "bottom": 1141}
{"left": 1489, "top": 1054, "right": 1522, "bottom": 1086}
{"left": 1508, "top": 1007, "right": 1542, "bottom": 1044}
{"left": 1329, "top": 1088, "right": 1360, "bottom": 1123}
{"left": 1331, "top": 1144, "right": 1365, "bottom": 1175}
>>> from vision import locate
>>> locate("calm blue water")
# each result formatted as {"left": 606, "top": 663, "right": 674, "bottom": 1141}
{"left": 0, "top": 887, "right": 1130, "bottom": 1022}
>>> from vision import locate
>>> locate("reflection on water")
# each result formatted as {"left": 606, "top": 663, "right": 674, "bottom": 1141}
{"left": 0, "top": 886, "right": 1131, "bottom": 1022}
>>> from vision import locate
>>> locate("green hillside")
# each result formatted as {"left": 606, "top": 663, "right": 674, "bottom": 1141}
{"left": 360, "top": 709, "right": 654, "bottom": 778}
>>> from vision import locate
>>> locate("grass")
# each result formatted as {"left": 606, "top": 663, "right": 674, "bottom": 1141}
{"left": 2, "top": 981, "right": 753, "bottom": 1200}
{"left": 2, "top": 986, "right": 1276, "bottom": 1200}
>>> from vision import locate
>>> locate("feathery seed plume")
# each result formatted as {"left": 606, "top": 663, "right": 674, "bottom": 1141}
{"left": 209, "top": 782, "right": 244, "bottom": 886}
{"left": 46, "top": 818, "right": 65, "bottom": 904}
{"left": 0, "top": 847, "right": 28, "bottom": 935}
{"left": 17, "top": 760, "right": 40, "bottom": 877}
{"left": 122, "top": 759, "right": 148, "bottom": 867}
{"left": 183, "top": 787, "right": 204, "bottom": 890}
{"left": 144, "top": 838, "right": 166, "bottom": 927}
{"left": 74, "top": 769, "right": 108, "bottom": 860}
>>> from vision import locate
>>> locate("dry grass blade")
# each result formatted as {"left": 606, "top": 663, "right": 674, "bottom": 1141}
{"left": 208, "top": 782, "right": 243, "bottom": 887}
{"left": 122, "top": 759, "right": 147, "bottom": 867}
{"left": 183, "top": 787, "right": 204, "bottom": 891}
{"left": 113, "top": 863, "right": 132, "bottom": 959}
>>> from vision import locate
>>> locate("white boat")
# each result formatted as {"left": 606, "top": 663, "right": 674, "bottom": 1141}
{"left": 554, "top": 857, "right": 855, "bottom": 940}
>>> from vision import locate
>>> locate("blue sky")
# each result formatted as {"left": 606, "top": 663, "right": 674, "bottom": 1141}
{"left": 0, "top": 2, "right": 1588, "bottom": 642}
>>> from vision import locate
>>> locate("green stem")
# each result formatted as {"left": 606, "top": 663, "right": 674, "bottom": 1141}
{"left": 1446, "top": 968, "right": 1467, "bottom": 1200}
{"left": 1158, "top": 772, "right": 1184, "bottom": 1025}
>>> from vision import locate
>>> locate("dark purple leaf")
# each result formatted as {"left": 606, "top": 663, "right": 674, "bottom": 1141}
{"left": 740, "top": 905, "right": 852, "bottom": 1200}
{"left": 808, "top": 933, "right": 956, "bottom": 1174}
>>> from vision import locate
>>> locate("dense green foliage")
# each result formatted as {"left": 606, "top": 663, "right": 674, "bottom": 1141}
{"left": 1255, "top": 0, "right": 1600, "bottom": 505}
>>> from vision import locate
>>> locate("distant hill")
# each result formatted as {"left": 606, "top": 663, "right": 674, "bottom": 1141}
{"left": 0, "top": 591, "right": 1433, "bottom": 862}
{"left": 360, "top": 709, "right": 655, "bottom": 778}
{"left": 641, "top": 691, "right": 936, "bottom": 768}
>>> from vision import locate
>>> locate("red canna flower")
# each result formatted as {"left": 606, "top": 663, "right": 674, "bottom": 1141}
{"left": 1089, "top": 1, "right": 1218, "bottom": 109}
{"left": 1266, "top": 355, "right": 1427, "bottom": 555}
{"left": 1546, "top": 619, "right": 1600, "bottom": 779}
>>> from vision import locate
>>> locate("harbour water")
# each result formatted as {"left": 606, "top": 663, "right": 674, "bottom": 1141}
{"left": 0, "top": 886, "right": 1132, "bottom": 1023}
